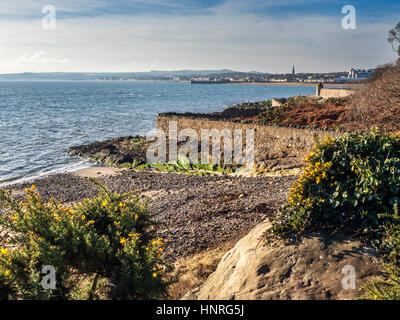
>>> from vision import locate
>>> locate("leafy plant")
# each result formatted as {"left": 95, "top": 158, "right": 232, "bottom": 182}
{"left": 267, "top": 130, "right": 400, "bottom": 299}
{"left": 270, "top": 130, "right": 400, "bottom": 239}
{"left": 359, "top": 203, "right": 400, "bottom": 300}
{"left": 127, "top": 156, "right": 234, "bottom": 175}
{"left": 360, "top": 263, "right": 400, "bottom": 300}
{"left": 0, "top": 181, "right": 170, "bottom": 300}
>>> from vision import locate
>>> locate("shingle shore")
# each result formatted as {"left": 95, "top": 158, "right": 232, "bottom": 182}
{"left": 9, "top": 171, "right": 297, "bottom": 262}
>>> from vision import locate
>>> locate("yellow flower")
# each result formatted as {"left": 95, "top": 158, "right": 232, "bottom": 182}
{"left": 88, "top": 220, "right": 95, "bottom": 225}
{"left": 120, "top": 237, "right": 127, "bottom": 244}
{"left": 31, "top": 185, "right": 36, "bottom": 190}
{"left": 4, "top": 270, "right": 10, "bottom": 276}
{"left": 12, "top": 215, "right": 18, "bottom": 221}
{"left": 81, "top": 215, "right": 86, "bottom": 221}
{"left": 118, "top": 202, "right": 125, "bottom": 207}
{"left": 55, "top": 216, "right": 61, "bottom": 221}
{"left": 152, "top": 272, "right": 157, "bottom": 278}
{"left": 113, "top": 221, "right": 120, "bottom": 226}
{"left": 0, "top": 248, "right": 8, "bottom": 255}
{"left": 102, "top": 200, "right": 108, "bottom": 207}
{"left": 135, "top": 213, "right": 139, "bottom": 220}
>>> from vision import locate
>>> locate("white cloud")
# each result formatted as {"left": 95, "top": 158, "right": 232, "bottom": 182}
{"left": 0, "top": 11, "right": 396, "bottom": 74}
{"left": 0, "top": 0, "right": 190, "bottom": 18}
{"left": 8, "top": 51, "right": 68, "bottom": 65}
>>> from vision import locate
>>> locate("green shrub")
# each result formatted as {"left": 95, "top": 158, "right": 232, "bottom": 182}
{"left": 130, "top": 156, "right": 234, "bottom": 175}
{"left": 359, "top": 203, "right": 400, "bottom": 300}
{"left": 258, "top": 105, "right": 286, "bottom": 124}
{"left": 268, "top": 130, "right": 400, "bottom": 299}
{"left": 0, "top": 181, "right": 170, "bottom": 300}
{"left": 270, "top": 130, "right": 400, "bottom": 239}
{"left": 360, "top": 263, "right": 400, "bottom": 300}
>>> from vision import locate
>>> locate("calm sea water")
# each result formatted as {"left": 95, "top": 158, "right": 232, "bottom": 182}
{"left": 0, "top": 81, "right": 314, "bottom": 184}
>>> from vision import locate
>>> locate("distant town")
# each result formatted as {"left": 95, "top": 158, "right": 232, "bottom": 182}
{"left": 97, "top": 67, "right": 375, "bottom": 84}
{"left": 0, "top": 67, "right": 375, "bottom": 83}
{"left": 190, "top": 67, "right": 374, "bottom": 84}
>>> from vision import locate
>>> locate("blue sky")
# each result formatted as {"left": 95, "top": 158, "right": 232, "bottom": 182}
{"left": 0, "top": 0, "right": 398, "bottom": 73}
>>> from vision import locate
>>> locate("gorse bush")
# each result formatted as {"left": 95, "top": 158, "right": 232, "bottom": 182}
{"left": 358, "top": 203, "right": 400, "bottom": 300}
{"left": 0, "top": 181, "right": 170, "bottom": 300}
{"left": 268, "top": 130, "right": 400, "bottom": 299}
{"left": 360, "top": 263, "right": 400, "bottom": 300}
{"left": 270, "top": 130, "right": 400, "bottom": 239}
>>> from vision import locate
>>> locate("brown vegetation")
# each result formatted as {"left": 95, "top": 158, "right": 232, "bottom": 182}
{"left": 251, "top": 60, "right": 400, "bottom": 133}
{"left": 349, "top": 60, "right": 400, "bottom": 131}
{"left": 256, "top": 97, "right": 352, "bottom": 130}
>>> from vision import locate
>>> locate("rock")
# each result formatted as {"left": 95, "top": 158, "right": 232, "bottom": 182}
{"left": 182, "top": 221, "right": 384, "bottom": 300}
{"left": 68, "top": 136, "right": 149, "bottom": 165}
{"left": 159, "top": 102, "right": 266, "bottom": 121}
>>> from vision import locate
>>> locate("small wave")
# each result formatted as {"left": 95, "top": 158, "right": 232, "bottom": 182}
{"left": 0, "top": 176, "right": 20, "bottom": 184}
{"left": 0, "top": 160, "right": 93, "bottom": 187}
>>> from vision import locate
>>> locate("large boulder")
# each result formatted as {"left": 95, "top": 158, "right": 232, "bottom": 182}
{"left": 183, "top": 221, "right": 384, "bottom": 300}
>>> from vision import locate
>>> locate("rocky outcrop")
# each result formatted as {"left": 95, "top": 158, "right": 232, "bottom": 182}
{"left": 68, "top": 136, "right": 149, "bottom": 165}
{"left": 159, "top": 102, "right": 267, "bottom": 121}
{"left": 183, "top": 221, "right": 385, "bottom": 300}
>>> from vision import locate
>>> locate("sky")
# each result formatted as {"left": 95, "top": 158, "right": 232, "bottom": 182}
{"left": 0, "top": 0, "right": 399, "bottom": 74}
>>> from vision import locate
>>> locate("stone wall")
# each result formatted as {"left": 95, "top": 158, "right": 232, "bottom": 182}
{"left": 318, "top": 88, "right": 354, "bottom": 99}
{"left": 156, "top": 115, "right": 342, "bottom": 170}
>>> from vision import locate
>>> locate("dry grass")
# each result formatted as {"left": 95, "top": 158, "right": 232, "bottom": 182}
{"left": 168, "top": 240, "right": 237, "bottom": 299}
{"left": 350, "top": 60, "right": 400, "bottom": 131}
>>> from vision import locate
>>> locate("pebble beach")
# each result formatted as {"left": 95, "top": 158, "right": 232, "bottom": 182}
{"left": 7, "top": 168, "right": 297, "bottom": 262}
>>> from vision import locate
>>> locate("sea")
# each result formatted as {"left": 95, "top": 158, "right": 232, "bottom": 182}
{"left": 0, "top": 81, "right": 314, "bottom": 185}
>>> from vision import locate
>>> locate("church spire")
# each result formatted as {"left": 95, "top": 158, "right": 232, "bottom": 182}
{"left": 292, "top": 65, "right": 295, "bottom": 75}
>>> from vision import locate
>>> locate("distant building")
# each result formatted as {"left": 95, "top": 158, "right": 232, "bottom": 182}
{"left": 334, "top": 68, "right": 375, "bottom": 82}
{"left": 292, "top": 65, "right": 295, "bottom": 75}
{"left": 347, "top": 68, "right": 375, "bottom": 80}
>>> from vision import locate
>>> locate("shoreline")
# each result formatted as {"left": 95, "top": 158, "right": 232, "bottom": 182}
{"left": 8, "top": 169, "right": 298, "bottom": 262}
{"left": 0, "top": 160, "right": 94, "bottom": 187}
{"left": 228, "top": 82, "right": 366, "bottom": 88}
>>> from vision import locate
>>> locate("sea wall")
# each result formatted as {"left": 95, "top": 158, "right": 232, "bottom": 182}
{"left": 156, "top": 114, "right": 342, "bottom": 169}
{"left": 318, "top": 88, "right": 354, "bottom": 99}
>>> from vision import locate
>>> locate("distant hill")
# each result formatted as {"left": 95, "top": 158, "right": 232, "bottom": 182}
{"left": 0, "top": 70, "right": 238, "bottom": 81}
